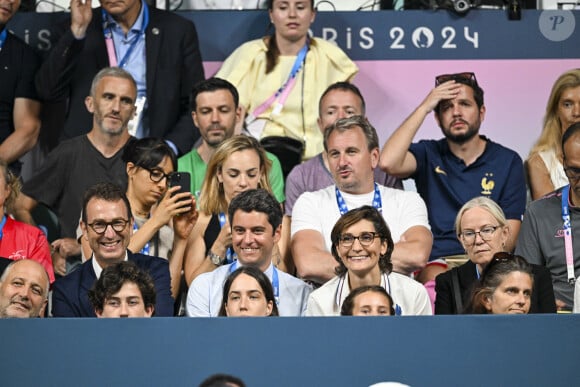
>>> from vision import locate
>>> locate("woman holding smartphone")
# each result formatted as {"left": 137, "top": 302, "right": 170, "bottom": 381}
{"left": 80, "top": 138, "right": 197, "bottom": 300}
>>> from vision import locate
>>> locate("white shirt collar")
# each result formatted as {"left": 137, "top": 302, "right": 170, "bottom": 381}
{"left": 91, "top": 252, "right": 129, "bottom": 279}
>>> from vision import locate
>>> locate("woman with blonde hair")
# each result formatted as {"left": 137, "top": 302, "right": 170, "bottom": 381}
{"left": 527, "top": 69, "right": 580, "bottom": 200}
{"left": 435, "top": 196, "right": 555, "bottom": 314}
{"left": 184, "top": 135, "right": 277, "bottom": 284}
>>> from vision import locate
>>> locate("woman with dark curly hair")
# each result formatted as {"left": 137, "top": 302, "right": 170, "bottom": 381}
{"left": 305, "top": 206, "right": 431, "bottom": 316}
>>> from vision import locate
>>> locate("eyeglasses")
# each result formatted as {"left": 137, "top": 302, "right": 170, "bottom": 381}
{"left": 339, "top": 232, "right": 380, "bottom": 247}
{"left": 459, "top": 225, "right": 499, "bottom": 245}
{"left": 143, "top": 167, "right": 171, "bottom": 183}
{"left": 564, "top": 165, "right": 580, "bottom": 181}
{"left": 87, "top": 219, "right": 130, "bottom": 234}
{"left": 435, "top": 72, "right": 478, "bottom": 87}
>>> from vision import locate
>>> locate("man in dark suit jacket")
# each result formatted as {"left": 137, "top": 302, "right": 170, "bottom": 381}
{"left": 51, "top": 182, "right": 174, "bottom": 317}
{"left": 35, "top": 0, "right": 205, "bottom": 155}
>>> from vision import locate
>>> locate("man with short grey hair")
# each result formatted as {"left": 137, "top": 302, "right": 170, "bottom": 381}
{"left": 13, "top": 67, "right": 135, "bottom": 275}
{"left": 0, "top": 259, "right": 49, "bottom": 318}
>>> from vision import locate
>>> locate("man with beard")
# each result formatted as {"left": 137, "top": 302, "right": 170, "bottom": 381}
{"left": 177, "top": 78, "right": 284, "bottom": 202}
{"left": 35, "top": 0, "right": 204, "bottom": 155}
{"left": 291, "top": 115, "right": 431, "bottom": 286}
{"left": 13, "top": 67, "right": 135, "bottom": 276}
{"left": 380, "top": 72, "right": 526, "bottom": 284}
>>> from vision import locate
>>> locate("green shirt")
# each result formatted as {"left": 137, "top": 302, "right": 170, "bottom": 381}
{"left": 177, "top": 148, "right": 285, "bottom": 203}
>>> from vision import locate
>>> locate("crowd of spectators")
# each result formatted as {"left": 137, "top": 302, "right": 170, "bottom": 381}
{"left": 2, "top": 0, "right": 580, "bottom": 323}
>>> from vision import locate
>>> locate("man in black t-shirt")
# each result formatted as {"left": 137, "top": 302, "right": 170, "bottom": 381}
{"left": 0, "top": 0, "right": 41, "bottom": 176}
{"left": 13, "top": 68, "right": 136, "bottom": 276}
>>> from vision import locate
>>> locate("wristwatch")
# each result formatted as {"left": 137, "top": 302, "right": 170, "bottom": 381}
{"left": 207, "top": 250, "right": 225, "bottom": 266}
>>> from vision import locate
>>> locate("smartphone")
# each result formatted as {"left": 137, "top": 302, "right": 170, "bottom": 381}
{"left": 168, "top": 172, "right": 191, "bottom": 195}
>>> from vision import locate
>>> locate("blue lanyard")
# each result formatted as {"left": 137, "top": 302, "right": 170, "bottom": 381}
{"left": 271, "top": 38, "right": 309, "bottom": 101}
{"left": 229, "top": 262, "right": 279, "bottom": 305}
{"left": 132, "top": 221, "right": 150, "bottom": 256}
{"left": 561, "top": 185, "right": 576, "bottom": 283}
{"left": 335, "top": 183, "right": 383, "bottom": 215}
{"left": 218, "top": 212, "right": 237, "bottom": 264}
{"left": 102, "top": 2, "right": 149, "bottom": 68}
{"left": 0, "top": 215, "right": 7, "bottom": 239}
{"left": 247, "top": 37, "right": 309, "bottom": 123}
{"left": 0, "top": 29, "right": 7, "bottom": 51}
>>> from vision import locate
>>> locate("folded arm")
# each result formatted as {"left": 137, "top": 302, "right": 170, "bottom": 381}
{"left": 390, "top": 225, "right": 432, "bottom": 275}
{"left": 292, "top": 229, "right": 337, "bottom": 285}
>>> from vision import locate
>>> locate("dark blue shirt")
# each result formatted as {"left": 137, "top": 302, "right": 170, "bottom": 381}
{"left": 409, "top": 136, "right": 526, "bottom": 260}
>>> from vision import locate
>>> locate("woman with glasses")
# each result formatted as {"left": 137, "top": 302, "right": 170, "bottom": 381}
{"left": 81, "top": 138, "right": 197, "bottom": 299}
{"left": 218, "top": 266, "right": 279, "bottom": 317}
{"left": 527, "top": 69, "right": 580, "bottom": 200}
{"left": 184, "top": 136, "right": 277, "bottom": 285}
{"left": 435, "top": 196, "right": 556, "bottom": 314}
{"left": 215, "top": 0, "right": 357, "bottom": 163}
{"left": 466, "top": 253, "right": 534, "bottom": 314}
{"left": 305, "top": 206, "right": 432, "bottom": 316}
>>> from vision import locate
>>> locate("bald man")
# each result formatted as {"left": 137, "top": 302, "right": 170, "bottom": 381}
{"left": 0, "top": 259, "right": 49, "bottom": 318}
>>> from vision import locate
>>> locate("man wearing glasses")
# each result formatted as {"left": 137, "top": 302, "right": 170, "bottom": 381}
{"left": 380, "top": 72, "right": 526, "bottom": 285}
{"left": 13, "top": 68, "right": 135, "bottom": 276}
{"left": 516, "top": 123, "right": 580, "bottom": 311}
{"left": 52, "top": 182, "right": 173, "bottom": 317}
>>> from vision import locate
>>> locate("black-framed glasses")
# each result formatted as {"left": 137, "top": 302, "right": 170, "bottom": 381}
{"left": 564, "top": 165, "right": 580, "bottom": 181}
{"left": 435, "top": 72, "right": 477, "bottom": 87}
{"left": 459, "top": 225, "right": 499, "bottom": 245}
{"left": 87, "top": 219, "right": 130, "bottom": 234}
{"left": 339, "top": 232, "right": 380, "bottom": 247}
{"left": 143, "top": 167, "right": 171, "bottom": 183}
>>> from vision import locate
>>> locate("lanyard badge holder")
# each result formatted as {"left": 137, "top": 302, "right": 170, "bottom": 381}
{"left": 561, "top": 185, "right": 576, "bottom": 284}
{"left": 102, "top": 5, "right": 149, "bottom": 137}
